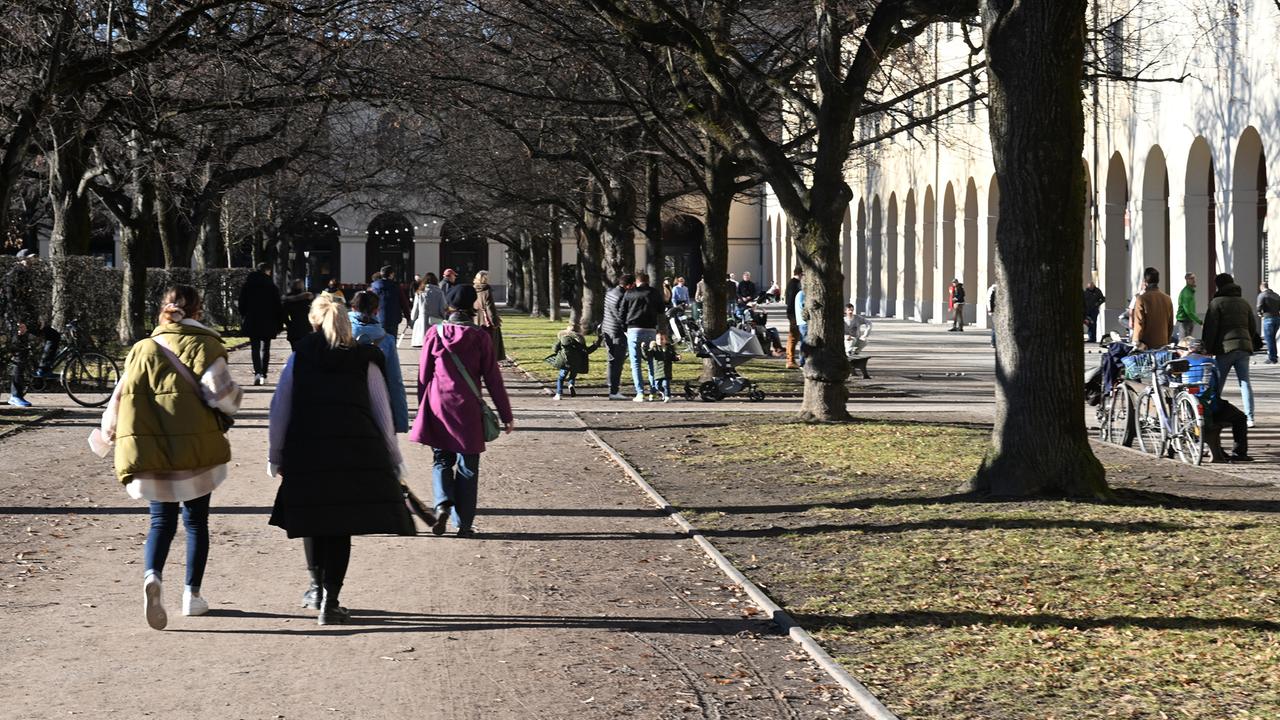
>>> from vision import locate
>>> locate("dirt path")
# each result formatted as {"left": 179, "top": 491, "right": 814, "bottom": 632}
{"left": 0, "top": 349, "right": 862, "bottom": 720}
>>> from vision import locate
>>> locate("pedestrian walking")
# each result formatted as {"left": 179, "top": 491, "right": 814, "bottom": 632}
{"left": 1131, "top": 267, "right": 1174, "bottom": 351}
{"left": 444, "top": 271, "right": 478, "bottom": 315}
{"left": 282, "top": 280, "right": 314, "bottom": 351}
{"left": 794, "top": 284, "right": 808, "bottom": 367}
{"left": 439, "top": 268, "right": 458, "bottom": 297}
{"left": 472, "top": 270, "right": 506, "bottom": 362}
{"left": 601, "top": 275, "right": 633, "bottom": 400}
{"left": 89, "top": 285, "right": 243, "bottom": 630}
{"left": 1257, "top": 281, "right": 1280, "bottom": 364}
{"left": 987, "top": 282, "right": 998, "bottom": 348}
{"left": 4, "top": 249, "right": 60, "bottom": 407}
{"left": 320, "top": 278, "right": 346, "bottom": 305}
{"left": 1176, "top": 273, "right": 1203, "bottom": 341}
{"left": 618, "top": 272, "right": 664, "bottom": 401}
{"left": 1083, "top": 280, "right": 1105, "bottom": 343}
{"left": 409, "top": 305, "right": 515, "bottom": 537}
{"left": 671, "top": 276, "right": 690, "bottom": 306}
{"left": 642, "top": 333, "right": 680, "bottom": 402}
{"left": 370, "top": 265, "right": 404, "bottom": 336}
{"left": 238, "top": 263, "right": 282, "bottom": 386}
{"left": 1202, "top": 272, "right": 1262, "bottom": 427}
{"left": 410, "top": 273, "right": 447, "bottom": 347}
{"left": 350, "top": 291, "right": 410, "bottom": 433}
{"left": 948, "top": 279, "right": 966, "bottom": 331}
{"left": 267, "top": 295, "right": 416, "bottom": 625}
{"left": 785, "top": 268, "right": 803, "bottom": 369}
{"left": 547, "top": 324, "right": 600, "bottom": 400}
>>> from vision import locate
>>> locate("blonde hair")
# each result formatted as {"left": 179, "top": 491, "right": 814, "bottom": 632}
{"left": 474, "top": 270, "right": 489, "bottom": 285}
{"left": 307, "top": 294, "right": 354, "bottom": 349}
{"left": 158, "top": 285, "right": 202, "bottom": 324}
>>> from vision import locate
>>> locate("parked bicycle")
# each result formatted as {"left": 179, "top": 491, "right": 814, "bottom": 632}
{"left": 2, "top": 322, "right": 120, "bottom": 407}
{"left": 1133, "top": 353, "right": 1212, "bottom": 466}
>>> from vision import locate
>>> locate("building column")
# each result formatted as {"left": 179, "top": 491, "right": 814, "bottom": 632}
{"left": 339, "top": 234, "right": 366, "bottom": 285}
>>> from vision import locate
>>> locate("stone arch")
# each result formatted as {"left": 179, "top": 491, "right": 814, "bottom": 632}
{"left": 962, "top": 178, "right": 980, "bottom": 324}
{"left": 366, "top": 212, "right": 415, "bottom": 284}
{"left": 1104, "top": 152, "right": 1130, "bottom": 333}
{"left": 886, "top": 193, "right": 899, "bottom": 317}
{"left": 941, "top": 183, "right": 957, "bottom": 322}
{"left": 1185, "top": 137, "right": 1216, "bottom": 302}
{"left": 286, "top": 213, "right": 340, "bottom": 291}
{"left": 842, "top": 205, "right": 853, "bottom": 303}
{"left": 1231, "top": 127, "right": 1267, "bottom": 292}
{"left": 439, "top": 217, "right": 487, "bottom": 286}
{"left": 921, "top": 186, "right": 936, "bottom": 322}
{"left": 855, "top": 199, "right": 868, "bottom": 313}
{"left": 1141, "top": 146, "right": 1171, "bottom": 288}
{"left": 870, "top": 196, "right": 883, "bottom": 316}
{"left": 903, "top": 189, "right": 918, "bottom": 320}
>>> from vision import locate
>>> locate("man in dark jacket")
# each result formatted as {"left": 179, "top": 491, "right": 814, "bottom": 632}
{"left": 1202, "top": 273, "right": 1260, "bottom": 427}
{"left": 618, "top": 272, "right": 663, "bottom": 401}
{"left": 1083, "top": 280, "right": 1106, "bottom": 343}
{"left": 238, "top": 263, "right": 282, "bottom": 386}
{"left": 370, "top": 265, "right": 403, "bottom": 335}
{"left": 600, "top": 274, "right": 634, "bottom": 400}
{"left": 784, "top": 268, "right": 803, "bottom": 369}
{"left": 281, "top": 280, "right": 315, "bottom": 350}
{"left": 1257, "top": 281, "right": 1280, "bottom": 364}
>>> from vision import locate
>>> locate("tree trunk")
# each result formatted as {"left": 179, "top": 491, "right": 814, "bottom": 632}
{"left": 117, "top": 218, "right": 152, "bottom": 344}
{"left": 46, "top": 116, "right": 93, "bottom": 330}
{"left": 575, "top": 222, "right": 605, "bottom": 331}
{"left": 968, "top": 0, "right": 1107, "bottom": 497}
{"left": 193, "top": 192, "right": 227, "bottom": 271}
{"left": 792, "top": 212, "right": 852, "bottom": 422}
{"left": 643, "top": 158, "right": 664, "bottom": 283}
{"left": 700, "top": 153, "right": 734, "bottom": 381}
{"left": 548, "top": 230, "right": 563, "bottom": 323}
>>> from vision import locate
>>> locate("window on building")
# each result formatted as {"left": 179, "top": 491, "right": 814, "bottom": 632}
{"left": 1105, "top": 18, "right": 1125, "bottom": 76}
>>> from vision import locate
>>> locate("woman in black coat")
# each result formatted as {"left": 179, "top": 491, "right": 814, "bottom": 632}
{"left": 266, "top": 295, "right": 415, "bottom": 625}
{"left": 238, "top": 264, "right": 283, "bottom": 385}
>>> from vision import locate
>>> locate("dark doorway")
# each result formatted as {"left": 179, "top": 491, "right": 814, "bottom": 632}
{"left": 663, "top": 215, "right": 705, "bottom": 287}
{"left": 440, "top": 220, "right": 487, "bottom": 285}
{"left": 286, "top": 214, "right": 340, "bottom": 291}
{"left": 366, "top": 213, "right": 414, "bottom": 283}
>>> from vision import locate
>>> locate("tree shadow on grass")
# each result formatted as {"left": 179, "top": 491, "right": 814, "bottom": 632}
{"left": 791, "top": 610, "right": 1280, "bottom": 633}
{"left": 698, "top": 517, "right": 1244, "bottom": 538}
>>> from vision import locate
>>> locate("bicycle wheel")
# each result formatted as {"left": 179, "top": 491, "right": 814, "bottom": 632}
{"left": 62, "top": 352, "right": 120, "bottom": 407}
{"left": 1135, "top": 388, "right": 1166, "bottom": 457}
{"left": 1102, "top": 387, "right": 1124, "bottom": 444}
{"left": 1174, "top": 394, "right": 1206, "bottom": 466}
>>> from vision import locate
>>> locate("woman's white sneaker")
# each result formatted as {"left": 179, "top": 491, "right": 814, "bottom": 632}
{"left": 182, "top": 589, "right": 209, "bottom": 616}
{"left": 143, "top": 574, "right": 168, "bottom": 630}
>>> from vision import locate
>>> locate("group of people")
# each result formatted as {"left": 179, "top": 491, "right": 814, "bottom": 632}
{"left": 1118, "top": 266, "right": 1266, "bottom": 430}
{"left": 93, "top": 266, "right": 515, "bottom": 629}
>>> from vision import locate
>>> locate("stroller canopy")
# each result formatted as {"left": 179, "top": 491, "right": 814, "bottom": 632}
{"left": 711, "top": 328, "right": 765, "bottom": 359}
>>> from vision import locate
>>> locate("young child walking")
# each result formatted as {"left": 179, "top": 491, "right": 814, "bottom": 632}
{"left": 643, "top": 333, "right": 680, "bottom": 402}
{"left": 546, "top": 325, "right": 600, "bottom": 400}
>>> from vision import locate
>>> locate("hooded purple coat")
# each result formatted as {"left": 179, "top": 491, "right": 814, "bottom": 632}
{"left": 409, "top": 322, "right": 513, "bottom": 454}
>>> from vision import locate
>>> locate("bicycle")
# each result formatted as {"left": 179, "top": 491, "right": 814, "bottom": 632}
{"left": 1098, "top": 379, "right": 1136, "bottom": 446}
{"left": 1133, "top": 354, "right": 1210, "bottom": 465}
{"left": 3, "top": 322, "right": 121, "bottom": 407}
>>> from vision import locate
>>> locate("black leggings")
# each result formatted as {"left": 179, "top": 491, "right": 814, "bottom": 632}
{"left": 250, "top": 338, "right": 271, "bottom": 376}
{"left": 302, "top": 535, "right": 351, "bottom": 600}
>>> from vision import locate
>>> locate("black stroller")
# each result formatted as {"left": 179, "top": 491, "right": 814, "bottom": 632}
{"left": 666, "top": 306, "right": 767, "bottom": 402}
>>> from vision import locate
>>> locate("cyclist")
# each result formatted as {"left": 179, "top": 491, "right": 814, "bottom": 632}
{"left": 4, "top": 250, "right": 60, "bottom": 407}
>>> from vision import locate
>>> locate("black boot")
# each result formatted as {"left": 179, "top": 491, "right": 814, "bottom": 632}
{"left": 302, "top": 566, "right": 322, "bottom": 610}
{"left": 318, "top": 586, "right": 349, "bottom": 626}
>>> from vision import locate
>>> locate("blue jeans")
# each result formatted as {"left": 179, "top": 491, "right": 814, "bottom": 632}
{"left": 555, "top": 368, "right": 577, "bottom": 395}
{"left": 1215, "top": 350, "right": 1254, "bottom": 421}
{"left": 655, "top": 378, "right": 670, "bottom": 398}
{"left": 796, "top": 323, "right": 808, "bottom": 367}
{"left": 433, "top": 449, "right": 480, "bottom": 530}
{"left": 1264, "top": 316, "right": 1279, "bottom": 363}
{"left": 626, "top": 328, "right": 657, "bottom": 394}
{"left": 144, "top": 494, "right": 211, "bottom": 589}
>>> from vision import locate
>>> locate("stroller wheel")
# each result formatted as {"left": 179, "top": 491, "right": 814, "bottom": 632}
{"left": 683, "top": 381, "right": 698, "bottom": 400}
{"left": 699, "top": 381, "right": 723, "bottom": 402}
{"left": 748, "top": 389, "right": 765, "bottom": 402}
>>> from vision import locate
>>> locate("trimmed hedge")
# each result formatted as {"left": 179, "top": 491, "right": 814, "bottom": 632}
{"left": 0, "top": 256, "right": 251, "bottom": 342}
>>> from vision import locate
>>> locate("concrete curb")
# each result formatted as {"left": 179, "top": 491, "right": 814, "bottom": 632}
{"left": 581, "top": 424, "right": 900, "bottom": 720}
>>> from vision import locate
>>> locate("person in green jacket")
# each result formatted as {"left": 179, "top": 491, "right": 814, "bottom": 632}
{"left": 1176, "top": 272, "right": 1203, "bottom": 341}
{"left": 642, "top": 333, "right": 681, "bottom": 402}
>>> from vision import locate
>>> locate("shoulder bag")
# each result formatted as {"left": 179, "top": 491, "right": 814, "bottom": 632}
{"left": 435, "top": 324, "right": 502, "bottom": 442}
{"left": 151, "top": 338, "right": 235, "bottom": 431}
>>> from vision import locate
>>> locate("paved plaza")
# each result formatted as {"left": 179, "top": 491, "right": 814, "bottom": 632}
{"left": 1, "top": 315, "right": 1276, "bottom": 719}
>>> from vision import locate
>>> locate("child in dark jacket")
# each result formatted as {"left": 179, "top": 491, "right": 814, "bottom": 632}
{"left": 546, "top": 326, "right": 600, "bottom": 400}
{"left": 642, "top": 333, "right": 681, "bottom": 402}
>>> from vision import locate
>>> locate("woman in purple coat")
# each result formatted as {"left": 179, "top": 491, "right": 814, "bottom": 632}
{"left": 409, "top": 309, "right": 514, "bottom": 537}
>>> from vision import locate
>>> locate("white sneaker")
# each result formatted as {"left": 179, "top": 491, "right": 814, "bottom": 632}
{"left": 182, "top": 589, "right": 209, "bottom": 616}
{"left": 253, "top": 374, "right": 263, "bottom": 386}
{"left": 551, "top": 393, "right": 562, "bottom": 401}
{"left": 143, "top": 574, "right": 167, "bottom": 630}
{"left": 663, "top": 395, "right": 671, "bottom": 403}
{"left": 1247, "top": 418, "right": 1255, "bottom": 428}
{"left": 632, "top": 394, "right": 646, "bottom": 403}
{"left": 608, "top": 393, "right": 625, "bottom": 400}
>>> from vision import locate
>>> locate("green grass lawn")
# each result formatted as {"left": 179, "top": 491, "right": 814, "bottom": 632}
{"left": 501, "top": 311, "right": 862, "bottom": 394}
{"left": 640, "top": 418, "right": 1280, "bottom": 719}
